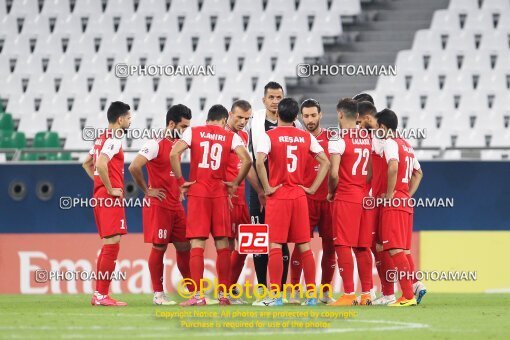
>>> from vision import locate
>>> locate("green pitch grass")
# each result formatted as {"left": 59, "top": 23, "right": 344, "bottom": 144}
{"left": 0, "top": 293, "right": 509, "bottom": 339}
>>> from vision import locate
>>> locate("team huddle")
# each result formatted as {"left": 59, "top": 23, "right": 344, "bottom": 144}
{"left": 82, "top": 81, "right": 427, "bottom": 308}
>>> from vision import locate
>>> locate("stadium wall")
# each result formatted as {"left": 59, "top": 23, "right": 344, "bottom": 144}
{"left": 0, "top": 162, "right": 509, "bottom": 294}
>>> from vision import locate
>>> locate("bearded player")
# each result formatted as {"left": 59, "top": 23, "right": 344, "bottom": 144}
{"left": 256, "top": 98, "right": 330, "bottom": 306}
{"left": 328, "top": 98, "right": 372, "bottom": 306}
{"left": 288, "top": 98, "right": 335, "bottom": 305}
{"left": 170, "top": 104, "right": 251, "bottom": 306}
{"left": 128, "top": 104, "right": 192, "bottom": 305}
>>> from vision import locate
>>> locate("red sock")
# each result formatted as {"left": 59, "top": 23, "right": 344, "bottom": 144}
{"left": 373, "top": 248, "right": 383, "bottom": 292}
{"left": 354, "top": 247, "right": 373, "bottom": 293}
{"left": 148, "top": 247, "right": 165, "bottom": 293}
{"left": 229, "top": 250, "right": 247, "bottom": 286}
{"left": 216, "top": 248, "right": 231, "bottom": 289}
{"left": 335, "top": 245, "right": 354, "bottom": 294}
{"left": 96, "top": 243, "right": 120, "bottom": 295}
{"left": 290, "top": 247, "right": 302, "bottom": 285}
{"left": 406, "top": 253, "right": 418, "bottom": 284}
{"left": 268, "top": 248, "right": 283, "bottom": 291}
{"left": 176, "top": 250, "right": 192, "bottom": 291}
{"left": 176, "top": 250, "right": 191, "bottom": 279}
{"left": 381, "top": 251, "right": 395, "bottom": 296}
{"left": 368, "top": 247, "right": 376, "bottom": 289}
{"left": 391, "top": 251, "right": 414, "bottom": 300}
{"left": 190, "top": 247, "right": 204, "bottom": 291}
{"left": 321, "top": 240, "right": 336, "bottom": 290}
{"left": 300, "top": 249, "right": 316, "bottom": 290}
{"left": 95, "top": 250, "right": 103, "bottom": 292}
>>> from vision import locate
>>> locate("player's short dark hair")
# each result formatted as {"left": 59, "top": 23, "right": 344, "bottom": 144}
{"left": 230, "top": 99, "right": 251, "bottom": 112}
{"left": 357, "top": 101, "right": 377, "bottom": 117}
{"left": 300, "top": 98, "right": 321, "bottom": 114}
{"left": 166, "top": 104, "right": 192, "bottom": 126}
{"left": 278, "top": 98, "right": 299, "bottom": 123}
{"left": 336, "top": 98, "right": 358, "bottom": 119}
{"left": 263, "top": 81, "right": 284, "bottom": 96}
{"left": 376, "top": 109, "right": 398, "bottom": 131}
{"left": 352, "top": 93, "right": 374, "bottom": 105}
{"left": 207, "top": 104, "right": 229, "bottom": 121}
{"left": 107, "top": 101, "right": 130, "bottom": 123}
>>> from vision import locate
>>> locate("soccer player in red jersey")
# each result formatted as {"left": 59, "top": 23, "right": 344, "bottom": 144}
{"left": 354, "top": 100, "right": 380, "bottom": 305}
{"left": 327, "top": 98, "right": 372, "bottom": 306}
{"left": 256, "top": 98, "right": 330, "bottom": 306}
{"left": 225, "top": 100, "right": 265, "bottom": 304}
{"left": 170, "top": 104, "right": 251, "bottom": 306}
{"left": 128, "top": 104, "right": 192, "bottom": 305}
{"left": 249, "top": 82, "right": 299, "bottom": 302}
{"left": 376, "top": 109, "right": 423, "bottom": 307}
{"left": 288, "top": 98, "right": 335, "bottom": 305}
{"left": 82, "top": 101, "right": 131, "bottom": 307}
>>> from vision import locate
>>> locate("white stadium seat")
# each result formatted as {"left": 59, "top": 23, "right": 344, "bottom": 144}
{"left": 449, "top": 0, "right": 479, "bottom": 10}
{"left": 1, "top": 0, "right": 508, "bottom": 158}
{"left": 482, "top": 0, "right": 510, "bottom": 10}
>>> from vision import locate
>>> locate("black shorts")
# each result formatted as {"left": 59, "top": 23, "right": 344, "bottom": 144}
{"left": 249, "top": 185, "right": 265, "bottom": 224}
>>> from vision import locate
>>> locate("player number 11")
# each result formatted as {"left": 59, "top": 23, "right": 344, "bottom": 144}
{"left": 402, "top": 156, "right": 414, "bottom": 183}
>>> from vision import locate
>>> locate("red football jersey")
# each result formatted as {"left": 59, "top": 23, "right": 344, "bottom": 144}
{"left": 304, "top": 128, "right": 329, "bottom": 201}
{"left": 181, "top": 124, "right": 245, "bottom": 198}
{"left": 370, "top": 137, "right": 386, "bottom": 197}
{"left": 90, "top": 131, "right": 124, "bottom": 197}
{"left": 380, "top": 137, "right": 421, "bottom": 212}
{"left": 257, "top": 126, "right": 324, "bottom": 200}
{"left": 225, "top": 125, "right": 249, "bottom": 205}
{"left": 328, "top": 128, "right": 371, "bottom": 204}
{"left": 138, "top": 137, "right": 182, "bottom": 210}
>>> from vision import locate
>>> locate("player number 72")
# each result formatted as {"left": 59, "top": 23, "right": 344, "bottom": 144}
{"left": 352, "top": 148, "right": 369, "bottom": 176}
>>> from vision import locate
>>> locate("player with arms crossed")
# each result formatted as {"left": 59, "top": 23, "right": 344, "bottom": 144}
{"left": 328, "top": 98, "right": 372, "bottom": 306}
{"left": 256, "top": 98, "right": 330, "bottom": 306}
{"left": 225, "top": 100, "right": 265, "bottom": 304}
{"left": 170, "top": 104, "right": 251, "bottom": 306}
{"left": 82, "top": 101, "right": 131, "bottom": 306}
{"left": 376, "top": 109, "right": 424, "bottom": 307}
{"left": 128, "top": 104, "right": 192, "bottom": 305}
{"left": 288, "top": 98, "right": 335, "bottom": 305}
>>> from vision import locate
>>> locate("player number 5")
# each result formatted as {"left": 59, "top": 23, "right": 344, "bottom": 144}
{"left": 287, "top": 145, "right": 298, "bottom": 173}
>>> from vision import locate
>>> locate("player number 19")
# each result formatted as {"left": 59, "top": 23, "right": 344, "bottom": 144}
{"left": 198, "top": 141, "right": 223, "bottom": 170}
